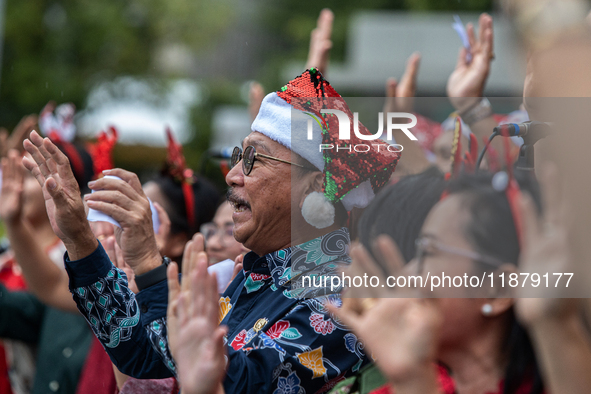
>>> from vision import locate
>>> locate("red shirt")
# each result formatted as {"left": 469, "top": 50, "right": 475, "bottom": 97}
{"left": 370, "top": 365, "right": 537, "bottom": 394}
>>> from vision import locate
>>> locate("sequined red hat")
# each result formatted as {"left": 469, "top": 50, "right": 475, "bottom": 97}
{"left": 251, "top": 68, "right": 401, "bottom": 228}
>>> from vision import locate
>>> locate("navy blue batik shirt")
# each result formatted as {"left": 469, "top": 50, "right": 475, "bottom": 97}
{"left": 64, "top": 228, "right": 368, "bottom": 393}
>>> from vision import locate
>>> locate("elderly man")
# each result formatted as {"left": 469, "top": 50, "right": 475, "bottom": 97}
{"left": 23, "top": 69, "right": 400, "bottom": 393}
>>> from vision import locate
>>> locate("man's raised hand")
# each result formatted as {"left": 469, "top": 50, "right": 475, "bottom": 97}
{"left": 85, "top": 168, "right": 162, "bottom": 275}
{"left": 22, "top": 130, "right": 97, "bottom": 260}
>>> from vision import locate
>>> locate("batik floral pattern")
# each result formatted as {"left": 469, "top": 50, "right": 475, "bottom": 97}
{"left": 68, "top": 228, "right": 367, "bottom": 392}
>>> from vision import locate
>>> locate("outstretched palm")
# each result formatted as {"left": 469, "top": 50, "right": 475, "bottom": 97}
{"left": 22, "top": 131, "right": 96, "bottom": 259}
{"left": 447, "top": 13, "right": 494, "bottom": 111}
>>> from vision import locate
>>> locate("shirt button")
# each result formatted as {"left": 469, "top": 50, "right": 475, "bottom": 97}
{"left": 141, "top": 305, "right": 148, "bottom": 313}
{"left": 49, "top": 381, "right": 60, "bottom": 392}
{"left": 62, "top": 347, "right": 73, "bottom": 358}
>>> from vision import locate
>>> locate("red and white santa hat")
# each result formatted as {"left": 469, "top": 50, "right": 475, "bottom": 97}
{"left": 251, "top": 68, "right": 401, "bottom": 228}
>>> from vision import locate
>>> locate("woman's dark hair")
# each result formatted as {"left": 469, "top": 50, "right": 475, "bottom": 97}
{"left": 358, "top": 166, "right": 446, "bottom": 264}
{"left": 151, "top": 175, "right": 220, "bottom": 237}
{"left": 445, "top": 171, "right": 544, "bottom": 394}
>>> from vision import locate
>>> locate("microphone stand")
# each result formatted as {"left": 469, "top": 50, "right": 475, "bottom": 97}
{"left": 515, "top": 134, "right": 536, "bottom": 174}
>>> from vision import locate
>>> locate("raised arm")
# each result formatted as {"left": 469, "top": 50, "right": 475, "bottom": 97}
{"left": 304, "top": 8, "right": 334, "bottom": 75}
{"left": 22, "top": 131, "right": 173, "bottom": 378}
{"left": 446, "top": 13, "right": 501, "bottom": 159}
{"left": 0, "top": 149, "right": 76, "bottom": 312}
{"left": 22, "top": 131, "right": 98, "bottom": 259}
{"left": 383, "top": 52, "right": 432, "bottom": 177}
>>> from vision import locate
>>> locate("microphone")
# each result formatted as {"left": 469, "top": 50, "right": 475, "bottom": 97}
{"left": 493, "top": 121, "right": 552, "bottom": 138}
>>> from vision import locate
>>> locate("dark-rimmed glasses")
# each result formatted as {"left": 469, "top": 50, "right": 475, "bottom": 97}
{"left": 415, "top": 236, "right": 504, "bottom": 274}
{"left": 231, "top": 146, "right": 313, "bottom": 176}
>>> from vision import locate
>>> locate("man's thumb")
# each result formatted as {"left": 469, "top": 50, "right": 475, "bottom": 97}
{"left": 45, "top": 177, "right": 65, "bottom": 201}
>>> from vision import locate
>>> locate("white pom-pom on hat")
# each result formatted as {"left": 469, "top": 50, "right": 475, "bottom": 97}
{"left": 301, "top": 191, "right": 335, "bottom": 229}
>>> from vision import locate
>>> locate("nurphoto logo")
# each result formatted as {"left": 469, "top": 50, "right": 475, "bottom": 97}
{"left": 307, "top": 110, "right": 418, "bottom": 153}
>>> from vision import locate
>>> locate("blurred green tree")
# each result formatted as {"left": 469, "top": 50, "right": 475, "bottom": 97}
{"left": 0, "top": 0, "right": 232, "bottom": 128}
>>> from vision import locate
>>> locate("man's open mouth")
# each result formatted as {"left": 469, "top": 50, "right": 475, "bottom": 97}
{"left": 231, "top": 200, "right": 250, "bottom": 213}
{"left": 227, "top": 190, "right": 251, "bottom": 213}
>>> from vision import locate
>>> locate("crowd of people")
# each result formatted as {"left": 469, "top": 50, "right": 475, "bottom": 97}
{"left": 2, "top": 1, "right": 591, "bottom": 393}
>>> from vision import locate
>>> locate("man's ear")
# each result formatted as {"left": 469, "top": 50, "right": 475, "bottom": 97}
{"left": 299, "top": 171, "right": 324, "bottom": 209}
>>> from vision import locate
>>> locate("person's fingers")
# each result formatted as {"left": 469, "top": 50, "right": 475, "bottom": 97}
{"left": 192, "top": 233, "right": 205, "bottom": 254}
{"left": 85, "top": 191, "right": 136, "bottom": 211}
{"left": 103, "top": 169, "right": 144, "bottom": 195}
{"left": 477, "top": 14, "right": 487, "bottom": 47}
{"left": 317, "top": 8, "right": 334, "bottom": 39}
{"left": 386, "top": 78, "right": 397, "bottom": 98}
{"left": 44, "top": 175, "right": 70, "bottom": 204}
{"left": 325, "top": 302, "right": 359, "bottom": 333}
{"left": 485, "top": 14, "right": 494, "bottom": 56}
{"left": 36, "top": 138, "right": 60, "bottom": 179}
{"left": 375, "top": 235, "right": 406, "bottom": 274}
{"left": 180, "top": 240, "right": 196, "bottom": 292}
{"left": 248, "top": 82, "right": 265, "bottom": 121}
{"left": 25, "top": 132, "right": 51, "bottom": 178}
{"left": 205, "top": 271, "right": 219, "bottom": 325}
{"left": 456, "top": 47, "right": 468, "bottom": 68}
{"left": 176, "top": 292, "right": 189, "bottom": 327}
{"left": 467, "top": 22, "right": 476, "bottom": 51}
{"left": 42, "top": 137, "right": 81, "bottom": 192}
{"left": 348, "top": 244, "right": 384, "bottom": 298}
{"left": 480, "top": 28, "right": 493, "bottom": 63}
{"left": 88, "top": 176, "right": 141, "bottom": 202}
{"left": 21, "top": 155, "right": 46, "bottom": 188}
{"left": 398, "top": 52, "right": 421, "bottom": 96}
{"left": 351, "top": 243, "right": 385, "bottom": 280}
{"left": 191, "top": 254, "right": 209, "bottom": 318}
{"left": 213, "top": 326, "right": 228, "bottom": 356}
{"left": 85, "top": 200, "right": 136, "bottom": 226}
{"left": 167, "top": 262, "right": 181, "bottom": 314}
{"left": 383, "top": 78, "right": 398, "bottom": 114}
{"left": 212, "top": 326, "right": 229, "bottom": 373}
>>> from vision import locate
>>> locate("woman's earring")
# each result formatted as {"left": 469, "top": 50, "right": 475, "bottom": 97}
{"left": 481, "top": 303, "right": 493, "bottom": 316}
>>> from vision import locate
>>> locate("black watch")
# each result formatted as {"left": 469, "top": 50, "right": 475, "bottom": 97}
{"left": 135, "top": 256, "right": 172, "bottom": 291}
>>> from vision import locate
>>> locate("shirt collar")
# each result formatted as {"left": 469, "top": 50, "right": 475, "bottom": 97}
{"left": 242, "top": 227, "right": 351, "bottom": 288}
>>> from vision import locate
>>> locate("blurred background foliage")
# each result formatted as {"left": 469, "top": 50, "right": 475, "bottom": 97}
{"left": 0, "top": 0, "right": 493, "bottom": 196}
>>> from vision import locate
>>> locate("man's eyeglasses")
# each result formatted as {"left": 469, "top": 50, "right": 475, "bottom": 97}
{"left": 415, "top": 236, "right": 504, "bottom": 274}
{"left": 230, "top": 146, "right": 314, "bottom": 176}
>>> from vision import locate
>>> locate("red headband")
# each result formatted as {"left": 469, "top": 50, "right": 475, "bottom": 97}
{"left": 165, "top": 128, "right": 196, "bottom": 230}
{"left": 88, "top": 126, "right": 118, "bottom": 178}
